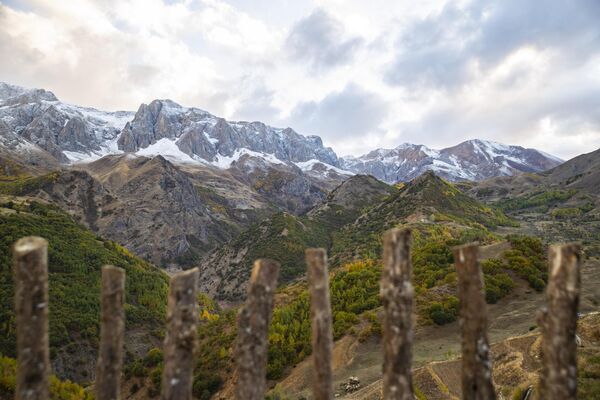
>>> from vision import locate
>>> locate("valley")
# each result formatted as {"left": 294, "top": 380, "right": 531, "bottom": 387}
{"left": 0, "top": 82, "right": 599, "bottom": 399}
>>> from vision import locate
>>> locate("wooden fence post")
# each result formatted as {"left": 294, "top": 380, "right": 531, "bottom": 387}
{"left": 381, "top": 228, "right": 415, "bottom": 400}
{"left": 306, "top": 249, "right": 334, "bottom": 400}
{"left": 96, "top": 265, "right": 126, "bottom": 400}
{"left": 161, "top": 268, "right": 199, "bottom": 400}
{"left": 453, "top": 243, "right": 496, "bottom": 400}
{"left": 538, "top": 243, "right": 581, "bottom": 400}
{"left": 14, "top": 236, "right": 50, "bottom": 400}
{"left": 235, "top": 259, "right": 280, "bottom": 400}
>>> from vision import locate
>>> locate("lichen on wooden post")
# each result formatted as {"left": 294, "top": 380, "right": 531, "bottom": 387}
{"left": 453, "top": 243, "right": 496, "bottom": 400}
{"left": 381, "top": 228, "right": 414, "bottom": 400}
{"left": 306, "top": 248, "right": 334, "bottom": 400}
{"left": 161, "top": 268, "right": 200, "bottom": 400}
{"left": 14, "top": 236, "right": 50, "bottom": 400}
{"left": 538, "top": 243, "right": 581, "bottom": 400}
{"left": 235, "top": 259, "right": 280, "bottom": 400}
{"left": 96, "top": 265, "right": 126, "bottom": 400}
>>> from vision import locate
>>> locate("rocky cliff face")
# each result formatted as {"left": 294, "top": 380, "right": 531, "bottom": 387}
{"left": 117, "top": 99, "right": 339, "bottom": 166}
{"left": 0, "top": 82, "right": 132, "bottom": 163}
{"left": 340, "top": 139, "right": 563, "bottom": 183}
{"left": 77, "top": 155, "right": 232, "bottom": 267}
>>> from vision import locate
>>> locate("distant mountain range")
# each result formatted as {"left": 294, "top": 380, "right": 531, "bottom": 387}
{"left": 0, "top": 81, "right": 562, "bottom": 183}
{"left": 341, "top": 140, "right": 562, "bottom": 183}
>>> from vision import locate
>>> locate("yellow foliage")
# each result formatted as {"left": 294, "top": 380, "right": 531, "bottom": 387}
{"left": 344, "top": 259, "right": 376, "bottom": 272}
{"left": 200, "top": 309, "right": 220, "bottom": 321}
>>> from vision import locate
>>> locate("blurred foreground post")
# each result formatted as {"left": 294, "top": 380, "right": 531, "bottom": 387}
{"left": 538, "top": 243, "right": 581, "bottom": 400}
{"left": 96, "top": 265, "right": 126, "bottom": 400}
{"left": 306, "top": 249, "right": 334, "bottom": 400}
{"left": 14, "top": 236, "right": 50, "bottom": 400}
{"left": 381, "top": 228, "right": 414, "bottom": 400}
{"left": 161, "top": 268, "right": 199, "bottom": 400}
{"left": 235, "top": 259, "right": 280, "bottom": 400}
{"left": 453, "top": 243, "right": 496, "bottom": 400}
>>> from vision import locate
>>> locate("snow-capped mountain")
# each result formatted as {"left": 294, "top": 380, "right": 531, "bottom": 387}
{"left": 340, "top": 140, "right": 563, "bottom": 183}
{"left": 0, "top": 82, "right": 347, "bottom": 177}
{"left": 0, "top": 82, "right": 133, "bottom": 163}
{"left": 0, "top": 82, "right": 562, "bottom": 182}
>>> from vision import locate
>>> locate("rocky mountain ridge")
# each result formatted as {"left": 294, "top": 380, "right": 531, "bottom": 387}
{"left": 340, "top": 139, "right": 563, "bottom": 183}
{"left": 1, "top": 81, "right": 562, "bottom": 183}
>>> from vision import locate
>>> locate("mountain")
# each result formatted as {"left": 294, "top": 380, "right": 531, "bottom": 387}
{"left": 0, "top": 82, "right": 132, "bottom": 163}
{"left": 0, "top": 80, "right": 568, "bottom": 270}
{"left": 0, "top": 82, "right": 345, "bottom": 178}
{"left": 340, "top": 139, "right": 563, "bottom": 183}
{"left": 1, "top": 82, "right": 563, "bottom": 186}
{"left": 117, "top": 99, "right": 339, "bottom": 168}
{"left": 197, "top": 174, "right": 395, "bottom": 300}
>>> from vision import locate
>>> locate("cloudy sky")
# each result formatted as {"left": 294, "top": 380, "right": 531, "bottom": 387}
{"left": 1, "top": 0, "right": 599, "bottom": 159}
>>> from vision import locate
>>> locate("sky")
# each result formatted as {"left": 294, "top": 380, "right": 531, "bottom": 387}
{"left": 1, "top": 0, "right": 599, "bottom": 159}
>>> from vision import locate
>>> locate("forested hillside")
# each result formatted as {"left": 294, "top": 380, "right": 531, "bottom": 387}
{"left": 0, "top": 198, "right": 169, "bottom": 383}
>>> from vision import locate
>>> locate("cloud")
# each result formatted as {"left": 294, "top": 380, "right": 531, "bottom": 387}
{"left": 286, "top": 83, "right": 388, "bottom": 139}
{"left": 0, "top": 0, "right": 599, "bottom": 160}
{"left": 229, "top": 77, "right": 282, "bottom": 124}
{"left": 385, "top": 0, "right": 600, "bottom": 90}
{"left": 286, "top": 8, "right": 363, "bottom": 73}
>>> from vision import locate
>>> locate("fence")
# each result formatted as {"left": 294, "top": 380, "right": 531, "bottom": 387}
{"left": 11, "top": 228, "right": 581, "bottom": 400}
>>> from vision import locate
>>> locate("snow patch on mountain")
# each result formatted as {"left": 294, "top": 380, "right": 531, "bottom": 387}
{"left": 295, "top": 159, "right": 354, "bottom": 176}
{"left": 211, "top": 148, "right": 286, "bottom": 169}
{"left": 136, "top": 138, "right": 200, "bottom": 164}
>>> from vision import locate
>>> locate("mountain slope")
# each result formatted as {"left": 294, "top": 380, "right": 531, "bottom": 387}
{"left": 332, "top": 171, "right": 515, "bottom": 264}
{"left": 340, "top": 139, "right": 562, "bottom": 183}
{"left": 197, "top": 175, "right": 396, "bottom": 300}
{"left": 470, "top": 146, "right": 600, "bottom": 256}
{"left": 0, "top": 155, "right": 246, "bottom": 268}
{"left": 0, "top": 198, "right": 169, "bottom": 383}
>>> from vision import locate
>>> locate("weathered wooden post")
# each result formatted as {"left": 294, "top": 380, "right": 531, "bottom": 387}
{"left": 306, "top": 249, "right": 334, "bottom": 400}
{"left": 538, "top": 243, "right": 581, "bottom": 400}
{"left": 161, "top": 268, "right": 200, "bottom": 400}
{"left": 453, "top": 243, "right": 496, "bottom": 400}
{"left": 14, "top": 236, "right": 50, "bottom": 400}
{"left": 235, "top": 259, "right": 280, "bottom": 400}
{"left": 381, "top": 228, "right": 414, "bottom": 400}
{"left": 96, "top": 265, "right": 126, "bottom": 400}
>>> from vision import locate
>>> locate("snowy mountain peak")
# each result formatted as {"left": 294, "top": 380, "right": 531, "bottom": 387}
{"left": 340, "top": 139, "right": 563, "bottom": 183}
{"left": 0, "top": 81, "right": 563, "bottom": 183}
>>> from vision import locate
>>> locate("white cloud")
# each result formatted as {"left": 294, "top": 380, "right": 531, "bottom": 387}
{"left": 1, "top": 0, "right": 599, "bottom": 160}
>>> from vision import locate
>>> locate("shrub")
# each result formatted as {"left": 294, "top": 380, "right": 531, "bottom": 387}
{"left": 427, "top": 296, "right": 459, "bottom": 325}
